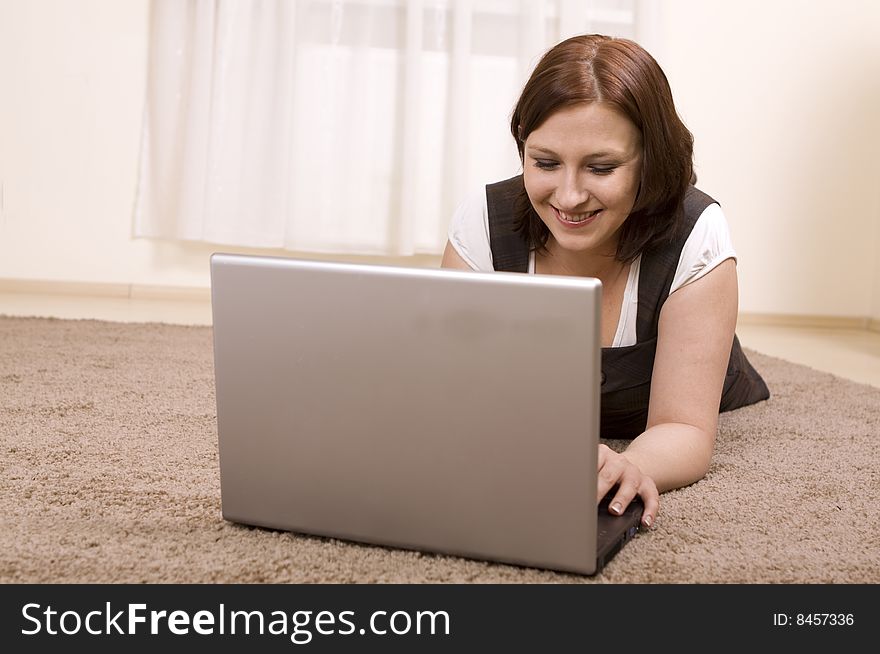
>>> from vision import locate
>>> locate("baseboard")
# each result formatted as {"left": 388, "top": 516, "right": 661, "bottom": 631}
{"left": 0, "top": 278, "right": 211, "bottom": 302}
{"left": 738, "top": 312, "right": 870, "bottom": 330}
{"left": 2, "top": 277, "right": 879, "bottom": 331}
{"left": 128, "top": 285, "right": 211, "bottom": 302}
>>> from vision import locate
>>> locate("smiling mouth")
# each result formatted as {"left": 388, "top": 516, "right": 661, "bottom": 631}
{"left": 553, "top": 206, "right": 603, "bottom": 225}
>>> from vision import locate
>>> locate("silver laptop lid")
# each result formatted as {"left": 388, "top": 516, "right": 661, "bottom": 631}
{"left": 210, "top": 253, "right": 602, "bottom": 574}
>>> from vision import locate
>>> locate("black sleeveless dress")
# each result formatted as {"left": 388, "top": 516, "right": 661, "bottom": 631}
{"left": 484, "top": 175, "right": 770, "bottom": 439}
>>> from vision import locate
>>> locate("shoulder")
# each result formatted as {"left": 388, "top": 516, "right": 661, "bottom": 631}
{"left": 683, "top": 191, "right": 731, "bottom": 248}
{"left": 454, "top": 185, "right": 488, "bottom": 221}
{"left": 675, "top": 185, "right": 719, "bottom": 237}
{"left": 486, "top": 174, "right": 523, "bottom": 197}
{"left": 670, "top": 201, "right": 737, "bottom": 293}
{"left": 684, "top": 185, "right": 717, "bottom": 212}
{"left": 692, "top": 202, "right": 730, "bottom": 239}
{"left": 447, "top": 185, "right": 492, "bottom": 271}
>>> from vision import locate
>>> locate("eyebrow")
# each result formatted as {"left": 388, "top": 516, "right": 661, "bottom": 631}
{"left": 526, "top": 146, "right": 626, "bottom": 160}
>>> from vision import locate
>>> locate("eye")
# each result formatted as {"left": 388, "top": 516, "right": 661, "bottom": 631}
{"left": 589, "top": 166, "right": 617, "bottom": 176}
{"left": 533, "top": 159, "right": 559, "bottom": 170}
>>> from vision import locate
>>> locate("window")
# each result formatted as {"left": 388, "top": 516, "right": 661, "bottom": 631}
{"left": 134, "top": 0, "right": 638, "bottom": 255}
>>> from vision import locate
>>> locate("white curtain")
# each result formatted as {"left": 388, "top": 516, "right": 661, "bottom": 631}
{"left": 134, "top": 0, "right": 637, "bottom": 256}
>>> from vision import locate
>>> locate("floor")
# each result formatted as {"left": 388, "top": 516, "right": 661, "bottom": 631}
{"left": 2, "top": 291, "right": 879, "bottom": 389}
{"left": 735, "top": 322, "right": 880, "bottom": 388}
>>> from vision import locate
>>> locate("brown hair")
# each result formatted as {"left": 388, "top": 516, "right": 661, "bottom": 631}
{"left": 510, "top": 34, "right": 695, "bottom": 262}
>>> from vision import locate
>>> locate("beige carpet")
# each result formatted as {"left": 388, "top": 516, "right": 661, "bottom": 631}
{"left": 1, "top": 315, "right": 878, "bottom": 584}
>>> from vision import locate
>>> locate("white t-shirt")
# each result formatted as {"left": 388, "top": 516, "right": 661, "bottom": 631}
{"left": 447, "top": 187, "right": 737, "bottom": 347}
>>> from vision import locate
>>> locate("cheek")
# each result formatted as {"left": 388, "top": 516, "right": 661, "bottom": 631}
{"left": 622, "top": 167, "right": 642, "bottom": 202}
{"left": 602, "top": 174, "right": 640, "bottom": 210}
{"left": 523, "top": 169, "right": 552, "bottom": 204}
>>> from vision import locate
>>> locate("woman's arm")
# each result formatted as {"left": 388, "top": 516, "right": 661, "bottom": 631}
{"left": 601, "top": 258, "right": 738, "bottom": 523}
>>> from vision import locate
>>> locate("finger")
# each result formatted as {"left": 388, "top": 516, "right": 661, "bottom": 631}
{"left": 607, "top": 479, "right": 640, "bottom": 517}
{"left": 637, "top": 481, "right": 660, "bottom": 529}
{"left": 596, "top": 455, "right": 624, "bottom": 506}
{"left": 596, "top": 443, "right": 611, "bottom": 467}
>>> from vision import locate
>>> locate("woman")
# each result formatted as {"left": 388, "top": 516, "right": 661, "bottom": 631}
{"left": 441, "top": 34, "right": 769, "bottom": 529}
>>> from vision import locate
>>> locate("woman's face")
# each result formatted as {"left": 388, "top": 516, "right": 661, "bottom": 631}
{"left": 522, "top": 102, "right": 642, "bottom": 257}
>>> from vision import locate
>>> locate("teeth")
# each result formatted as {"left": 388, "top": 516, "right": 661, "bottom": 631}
{"left": 559, "top": 209, "right": 600, "bottom": 223}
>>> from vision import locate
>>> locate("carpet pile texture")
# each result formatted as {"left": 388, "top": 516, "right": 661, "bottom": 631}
{"left": 1, "top": 316, "right": 877, "bottom": 583}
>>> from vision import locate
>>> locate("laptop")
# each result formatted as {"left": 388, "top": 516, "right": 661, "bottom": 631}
{"left": 210, "top": 253, "right": 642, "bottom": 575}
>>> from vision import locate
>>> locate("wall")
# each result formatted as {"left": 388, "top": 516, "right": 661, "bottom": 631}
{"left": 653, "top": 0, "right": 880, "bottom": 319}
{"left": 1, "top": 0, "right": 879, "bottom": 320}
{"left": 874, "top": 170, "right": 880, "bottom": 326}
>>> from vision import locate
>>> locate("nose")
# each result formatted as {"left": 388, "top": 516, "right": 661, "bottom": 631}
{"left": 555, "top": 171, "right": 590, "bottom": 211}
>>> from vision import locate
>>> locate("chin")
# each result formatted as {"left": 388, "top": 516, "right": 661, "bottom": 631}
{"left": 551, "top": 235, "right": 602, "bottom": 254}
{"left": 541, "top": 222, "right": 600, "bottom": 252}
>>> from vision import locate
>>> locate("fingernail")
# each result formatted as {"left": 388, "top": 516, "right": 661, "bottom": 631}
{"left": 610, "top": 502, "right": 623, "bottom": 515}
{"left": 644, "top": 514, "right": 653, "bottom": 528}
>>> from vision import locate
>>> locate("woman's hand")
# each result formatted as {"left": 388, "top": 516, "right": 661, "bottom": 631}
{"left": 597, "top": 443, "right": 659, "bottom": 528}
